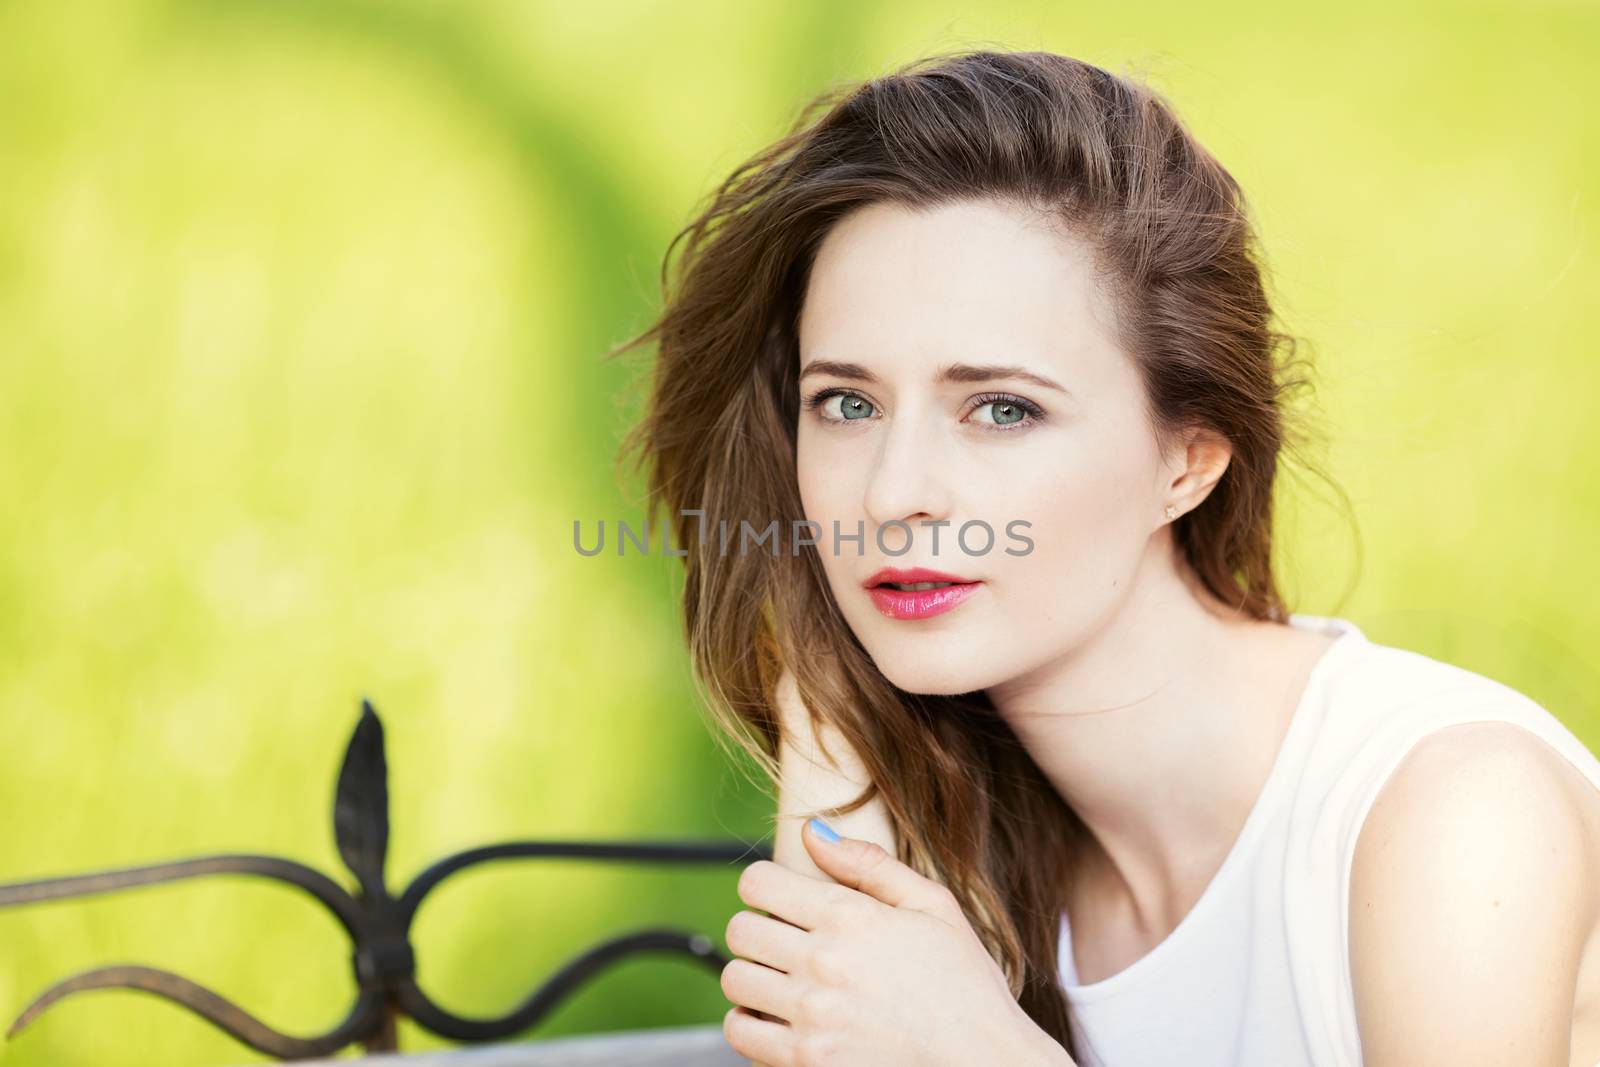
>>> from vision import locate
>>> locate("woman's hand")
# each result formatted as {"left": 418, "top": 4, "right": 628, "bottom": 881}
{"left": 720, "top": 818, "right": 1073, "bottom": 1066}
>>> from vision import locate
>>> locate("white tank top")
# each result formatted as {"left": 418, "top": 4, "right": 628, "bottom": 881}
{"left": 1056, "top": 611, "right": 1600, "bottom": 1067}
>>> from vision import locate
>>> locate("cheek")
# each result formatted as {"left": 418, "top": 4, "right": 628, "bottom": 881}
{"left": 795, "top": 449, "right": 823, "bottom": 524}
{"left": 795, "top": 430, "right": 859, "bottom": 523}
{"left": 1005, "top": 433, "right": 1155, "bottom": 590}
{"left": 795, "top": 433, "right": 864, "bottom": 589}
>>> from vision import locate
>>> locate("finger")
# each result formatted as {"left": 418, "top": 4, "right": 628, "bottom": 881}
{"left": 723, "top": 1004, "right": 792, "bottom": 1066}
{"left": 804, "top": 819, "right": 944, "bottom": 913}
{"left": 720, "top": 957, "right": 796, "bottom": 1022}
{"left": 737, "top": 858, "right": 859, "bottom": 931}
{"left": 725, "top": 908, "right": 808, "bottom": 973}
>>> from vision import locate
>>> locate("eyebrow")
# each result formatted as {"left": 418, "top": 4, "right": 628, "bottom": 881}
{"left": 797, "top": 359, "right": 1071, "bottom": 395}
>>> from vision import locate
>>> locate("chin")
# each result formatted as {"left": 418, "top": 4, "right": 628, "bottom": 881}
{"left": 865, "top": 643, "right": 995, "bottom": 697}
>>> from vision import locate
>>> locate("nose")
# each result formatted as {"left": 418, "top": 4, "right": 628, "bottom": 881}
{"left": 862, "top": 411, "right": 953, "bottom": 547}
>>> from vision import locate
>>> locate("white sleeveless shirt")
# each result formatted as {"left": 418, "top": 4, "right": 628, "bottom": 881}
{"left": 1056, "top": 611, "right": 1600, "bottom": 1067}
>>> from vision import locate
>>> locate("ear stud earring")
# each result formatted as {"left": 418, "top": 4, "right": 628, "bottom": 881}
{"left": 1164, "top": 504, "right": 1179, "bottom": 521}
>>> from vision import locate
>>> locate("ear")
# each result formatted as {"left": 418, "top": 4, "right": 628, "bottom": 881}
{"left": 1162, "top": 425, "right": 1232, "bottom": 517}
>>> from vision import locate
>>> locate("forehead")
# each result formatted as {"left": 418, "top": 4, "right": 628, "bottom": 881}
{"left": 797, "top": 197, "right": 1122, "bottom": 378}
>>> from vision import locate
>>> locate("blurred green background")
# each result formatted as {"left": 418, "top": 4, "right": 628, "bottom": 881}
{"left": 1, "top": 0, "right": 1595, "bottom": 1063}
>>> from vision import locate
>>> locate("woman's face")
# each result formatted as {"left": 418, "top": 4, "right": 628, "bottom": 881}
{"left": 795, "top": 196, "right": 1195, "bottom": 696}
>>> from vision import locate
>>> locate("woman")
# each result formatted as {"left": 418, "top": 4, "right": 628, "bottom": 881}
{"left": 613, "top": 49, "right": 1600, "bottom": 1066}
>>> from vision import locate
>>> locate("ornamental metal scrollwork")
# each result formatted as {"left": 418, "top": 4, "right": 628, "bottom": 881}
{"left": 0, "top": 699, "right": 768, "bottom": 1060}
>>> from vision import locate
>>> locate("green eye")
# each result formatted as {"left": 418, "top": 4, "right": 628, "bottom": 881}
{"left": 837, "top": 395, "right": 874, "bottom": 420}
{"left": 803, "top": 388, "right": 877, "bottom": 423}
{"left": 978, "top": 400, "right": 1026, "bottom": 426}
{"left": 801, "top": 388, "right": 1044, "bottom": 432}
{"left": 968, "top": 392, "right": 1045, "bottom": 432}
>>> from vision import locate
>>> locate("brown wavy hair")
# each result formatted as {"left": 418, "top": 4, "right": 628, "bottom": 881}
{"left": 612, "top": 47, "right": 1347, "bottom": 1058}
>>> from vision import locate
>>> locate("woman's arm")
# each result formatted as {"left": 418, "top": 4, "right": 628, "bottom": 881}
{"left": 727, "top": 668, "right": 1073, "bottom": 1066}
{"left": 1349, "top": 721, "right": 1600, "bottom": 1065}
{"left": 768, "top": 667, "right": 897, "bottom": 877}
{"left": 736, "top": 668, "right": 895, "bottom": 1067}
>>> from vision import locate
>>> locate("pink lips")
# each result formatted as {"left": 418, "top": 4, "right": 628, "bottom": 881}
{"left": 862, "top": 566, "right": 983, "bottom": 621}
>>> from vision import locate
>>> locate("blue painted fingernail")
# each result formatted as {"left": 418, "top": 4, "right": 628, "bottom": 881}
{"left": 807, "top": 817, "right": 841, "bottom": 843}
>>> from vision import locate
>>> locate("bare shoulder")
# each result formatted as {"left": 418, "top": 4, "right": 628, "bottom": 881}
{"left": 1353, "top": 719, "right": 1600, "bottom": 872}
{"left": 1348, "top": 719, "right": 1600, "bottom": 1065}
{"left": 770, "top": 666, "right": 897, "bottom": 879}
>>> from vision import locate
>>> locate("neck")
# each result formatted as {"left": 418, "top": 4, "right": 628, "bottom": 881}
{"left": 985, "top": 536, "right": 1331, "bottom": 932}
